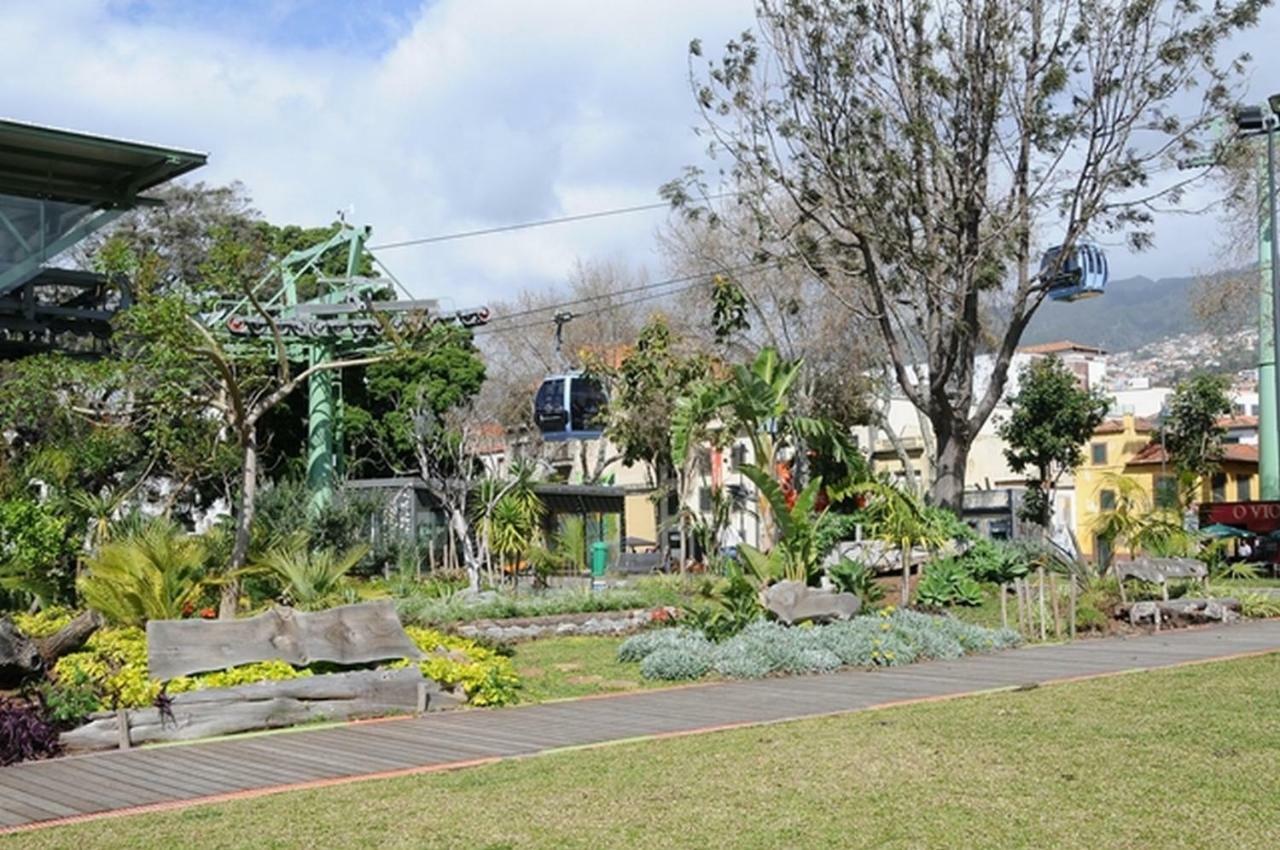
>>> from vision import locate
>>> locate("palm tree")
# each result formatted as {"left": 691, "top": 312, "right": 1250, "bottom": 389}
{"left": 857, "top": 481, "right": 952, "bottom": 606}
{"left": 78, "top": 519, "right": 210, "bottom": 626}
{"left": 253, "top": 533, "right": 368, "bottom": 611}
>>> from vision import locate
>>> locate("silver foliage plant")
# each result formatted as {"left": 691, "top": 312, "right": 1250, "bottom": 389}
{"left": 620, "top": 610, "right": 1021, "bottom": 681}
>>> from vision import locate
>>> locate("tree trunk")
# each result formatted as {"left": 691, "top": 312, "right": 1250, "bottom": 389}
{"left": 222, "top": 427, "right": 259, "bottom": 620}
{"left": 900, "top": 545, "right": 911, "bottom": 607}
{"left": 927, "top": 425, "right": 970, "bottom": 513}
{"left": 449, "top": 507, "right": 482, "bottom": 592}
{"left": 656, "top": 462, "right": 672, "bottom": 568}
{"left": 35, "top": 610, "right": 104, "bottom": 665}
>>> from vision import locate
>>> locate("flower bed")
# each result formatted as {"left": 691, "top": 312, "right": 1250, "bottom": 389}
{"left": 41, "top": 621, "right": 521, "bottom": 722}
{"left": 618, "top": 608, "right": 1022, "bottom": 681}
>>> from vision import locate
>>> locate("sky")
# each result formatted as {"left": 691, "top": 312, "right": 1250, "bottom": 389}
{"left": 3, "top": 0, "right": 1279, "bottom": 313}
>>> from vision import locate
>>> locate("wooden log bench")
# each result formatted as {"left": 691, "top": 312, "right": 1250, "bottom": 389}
{"left": 62, "top": 600, "right": 454, "bottom": 751}
{"left": 1117, "top": 557, "right": 1209, "bottom": 605}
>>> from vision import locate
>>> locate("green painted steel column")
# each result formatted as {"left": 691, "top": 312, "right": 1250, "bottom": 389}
{"left": 1259, "top": 150, "right": 1279, "bottom": 500}
{"left": 307, "top": 343, "right": 336, "bottom": 513}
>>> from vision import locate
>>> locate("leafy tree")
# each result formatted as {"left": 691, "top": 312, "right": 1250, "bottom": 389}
{"left": 670, "top": 0, "right": 1264, "bottom": 510}
{"left": 114, "top": 228, "right": 413, "bottom": 618}
{"left": 1157, "top": 373, "right": 1233, "bottom": 484}
{"left": 604, "top": 317, "right": 713, "bottom": 562}
{"left": 342, "top": 325, "right": 486, "bottom": 477}
{"left": 0, "top": 499, "right": 75, "bottom": 605}
{"left": 1000, "top": 356, "right": 1111, "bottom": 527}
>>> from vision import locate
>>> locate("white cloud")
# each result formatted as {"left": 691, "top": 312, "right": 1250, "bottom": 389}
{"left": 2, "top": 0, "right": 1277, "bottom": 314}
{"left": 0, "top": 0, "right": 751, "bottom": 308}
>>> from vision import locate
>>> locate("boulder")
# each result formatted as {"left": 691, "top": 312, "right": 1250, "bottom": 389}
{"left": 762, "top": 581, "right": 861, "bottom": 625}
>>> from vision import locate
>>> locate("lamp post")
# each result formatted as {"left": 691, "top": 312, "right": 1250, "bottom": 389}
{"left": 1235, "top": 97, "right": 1280, "bottom": 501}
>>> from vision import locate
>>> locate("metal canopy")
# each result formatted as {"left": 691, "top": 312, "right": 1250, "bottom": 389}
{"left": 533, "top": 483, "right": 626, "bottom": 516}
{"left": 0, "top": 119, "right": 205, "bottom": 355}
{"left": 0, "top": 118, "right": 206, "bottom": 206}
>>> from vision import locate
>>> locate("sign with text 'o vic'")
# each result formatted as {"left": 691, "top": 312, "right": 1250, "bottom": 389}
{"left": 1199, "top": 501, "right": 1280, "bottom": 534}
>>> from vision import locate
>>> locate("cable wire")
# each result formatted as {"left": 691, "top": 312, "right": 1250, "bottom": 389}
{"left": 367, "top": 192, "right": 734, "bottom": 250}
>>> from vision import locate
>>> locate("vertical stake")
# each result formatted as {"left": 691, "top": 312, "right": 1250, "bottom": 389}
{"left": 999, "top": 582, "right": 1008, "bottom": 630}
{"left": 1037, "top": 566, "right": 1048, "bottom": 642}
{"left": 1069, "top": 578, "right": 1078, "bottom": 640}
{"left": 1050, "top": 572, "right": 1062, "bottom": 640}
{"left": 116, "top": 709, "right": 131, "bottom": 750}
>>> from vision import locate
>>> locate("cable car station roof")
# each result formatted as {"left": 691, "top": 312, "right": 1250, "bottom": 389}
{"left": 0, "top": 118, "right": 206, "bottom": 207}
{"left": 0, "top": 119, "right": 206, "bottom": 355}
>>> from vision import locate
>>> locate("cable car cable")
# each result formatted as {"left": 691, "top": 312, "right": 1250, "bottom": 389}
{"left": 368, "top": 192, "right": 736, "bottom": 251}
{"left": 482, "top": 258, "right": 782, "bottom": 325}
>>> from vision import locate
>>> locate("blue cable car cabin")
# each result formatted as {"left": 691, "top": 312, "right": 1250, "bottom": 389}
{"left": 534, "top": 372, "right": 608, "bottom": 441}
{"left": 1042, "top": 242, "right": 1109, "bottom": 302}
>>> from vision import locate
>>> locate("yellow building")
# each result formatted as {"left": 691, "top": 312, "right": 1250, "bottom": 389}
{"left": 1074, "top": 414, "right": 1259, "bottom": 564}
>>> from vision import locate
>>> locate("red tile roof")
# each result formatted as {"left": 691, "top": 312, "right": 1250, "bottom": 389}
{"left": 1094, "top": 417, "right": 1157, "bottom": 434}
{"left": 1220, "top": 415, "right": 1259, "bottom": 429}
{"left": 1126, "top": 442, "right": 1258, "bottom": 467}
{"left": 1018, "top": 340, "right": 1106, "bottom": 355}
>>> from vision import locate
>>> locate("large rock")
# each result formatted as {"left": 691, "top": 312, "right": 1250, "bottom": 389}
{"left": 762, "top": 581, "right": 861, "bottom": 625}
{"left": 0, "top": 617, "right": 42, "bottom": 687}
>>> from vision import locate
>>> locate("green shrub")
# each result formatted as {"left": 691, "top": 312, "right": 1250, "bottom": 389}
{"left": 399, "top": 626, "right": 520, "bottom": 706}
{"left": 1240, "top": 593, "right": 1280, "bottom": 619}
{"left": 396, "top": 581, "right": 685, "bottom": 628}
{"left": 11, "top": 605, "right": 74, "bottom": 638}
{"left": 1213, "top": 561, "right": 1261, "bottom": 582}
{"left": 682, "top": 569, "right": 762, "bottom": 641}
{"left": 915, "top": 559, "right": 984, "bottom": 607}
{"left": 252, "top": 534, "right": 368, "bottom": 611}
{"left": 77, "top": 520, "right": 211, "bottom": 626}
{"left": 826, "top": 558, "right": 885, "bottom": 607}
{"left": 959, "top": 539, "right": 1030, "bottom": 584}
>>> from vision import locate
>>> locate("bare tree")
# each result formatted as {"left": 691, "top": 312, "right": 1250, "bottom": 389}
{"left": 670, "top": 0, "right": 1265, "bottom": 510}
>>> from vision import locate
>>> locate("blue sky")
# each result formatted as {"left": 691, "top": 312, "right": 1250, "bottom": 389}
{"left": 3, "top": 0, "right": 1279, "bottom": 311}
{"left": 106, "top": 0, "right": 423, "bottom": 55}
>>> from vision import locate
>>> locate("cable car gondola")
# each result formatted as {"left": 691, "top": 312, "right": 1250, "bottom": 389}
{"left": 534, "top": 371, "right": 608, "bottom": 441}
{"left": 532, "top": 311, "right": 609, "bottom": 441}
{"left": 1041, "top": 242, "right": 1109, "bottom": 302}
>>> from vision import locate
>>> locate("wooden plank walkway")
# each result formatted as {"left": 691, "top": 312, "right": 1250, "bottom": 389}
{"left": 3, "top": 619, "right": 1279, "bottom": 833}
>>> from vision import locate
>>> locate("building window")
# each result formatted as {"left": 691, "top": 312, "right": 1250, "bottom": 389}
{"left": 1099, "top": 489, "right": 1116, "bottom": 511}
{"left": 1236, "top": 474, "right": 1251, "bottom": 502}
{"left": 1090, "top": 442, "right": 1107, "bottom": 465}
{"left": 1211, "top": 473, "right": 1227, "bottom": 503}
{"left": 1154, "top": 476, "right": 1178, "bottom": 509}
{"left": 698, "top": 486, "right": 713, "bottom": 512}
{"left": 729, "top": 444, "right": 747, "bottom": 471}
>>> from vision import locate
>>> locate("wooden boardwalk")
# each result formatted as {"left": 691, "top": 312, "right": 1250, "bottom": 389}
{"left": 4, "top": 619, "right": 1280, "bottom": 832}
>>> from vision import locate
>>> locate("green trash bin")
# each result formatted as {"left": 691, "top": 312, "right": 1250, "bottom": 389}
{"left": 589, "top": 541, "right": 609, "bottom": 590}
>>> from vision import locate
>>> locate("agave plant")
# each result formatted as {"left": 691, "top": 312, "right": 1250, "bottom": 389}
{"left": 253, "top": 534, "right": 369, "bottom": 611}
{"left": 77, "top": 519, "right": 210, "bottom": 626}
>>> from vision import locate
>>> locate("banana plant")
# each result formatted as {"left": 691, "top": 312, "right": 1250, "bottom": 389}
{"left": 734, "top": 465, "right": 826, "bottom": 586}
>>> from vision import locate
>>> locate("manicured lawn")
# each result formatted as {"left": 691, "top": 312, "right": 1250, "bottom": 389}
{"left": 511, "top": 635, "right": 668, "bottom": 702}
{"left": 9, "top": 653, "right": 1279, "bottom": 849}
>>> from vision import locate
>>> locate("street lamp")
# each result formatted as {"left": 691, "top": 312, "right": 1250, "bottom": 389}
{"left": 1235, "top": 96, "right": 1280, "bottom": 501}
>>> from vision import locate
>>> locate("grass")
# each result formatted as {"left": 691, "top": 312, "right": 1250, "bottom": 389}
{"left": 512, "top": 636, "right": 668, "bottom": 702}
{"left": 8, "top": 653, "right": 1279, "bottom": 849}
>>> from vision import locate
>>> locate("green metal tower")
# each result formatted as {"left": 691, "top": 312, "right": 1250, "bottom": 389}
{"left": 1259, "top": 157, "right": 1278, "bottom": 500}
{"left": 217, "top": 222, "right": 490, "bottom": 512}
